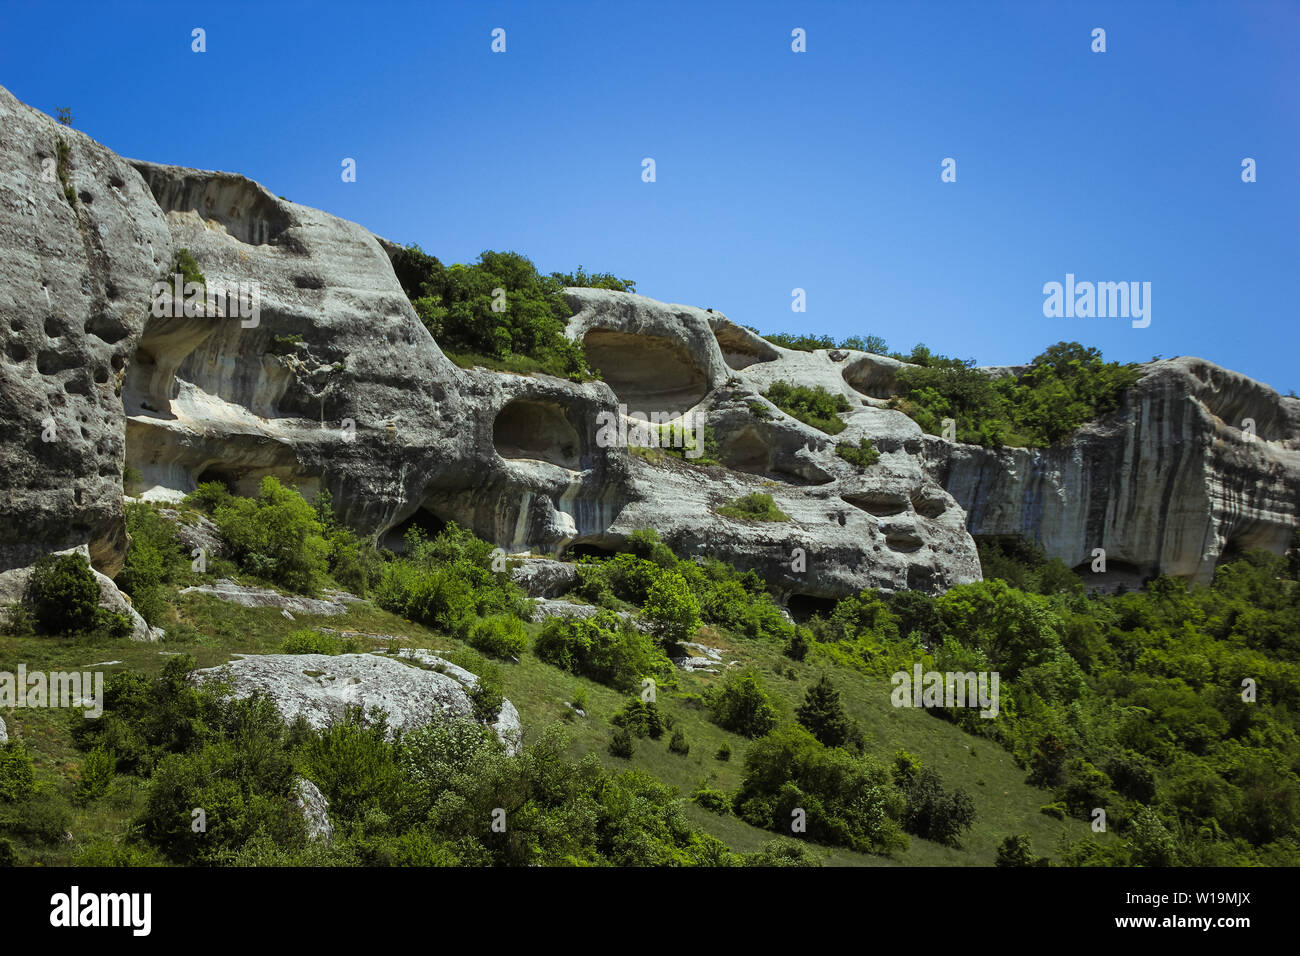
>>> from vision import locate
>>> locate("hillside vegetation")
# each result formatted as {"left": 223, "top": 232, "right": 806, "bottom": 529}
{"left": 2, "top": 477, "right": 1296, "bottom": 867}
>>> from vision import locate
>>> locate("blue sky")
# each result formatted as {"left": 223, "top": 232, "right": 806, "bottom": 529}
{"left": 3, "top": 0, "right": 1296, "bottom": 390}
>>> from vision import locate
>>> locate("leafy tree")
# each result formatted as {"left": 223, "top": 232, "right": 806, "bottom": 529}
{"left": 201, "top": 477, "right": 329, "bottom": 594}
{"left": 642, "top": 570, "right": 702, "bottom": 646}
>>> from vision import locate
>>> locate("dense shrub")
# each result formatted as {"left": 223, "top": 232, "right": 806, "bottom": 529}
{"left": 795, "top": 675, "right": 860, "bottom": 749}
{"left": 734, "top": 726, "right": 908, "bottom": 855}
{"left": 641, "top": 570, "right": 702, "bottom": 646}
{"left": 191, "top": 477, "right": 330, "bottom": 594}
{"left": 901, "top": 767, "right": 977, "bottom": 847}
{"left": 23, "top": 552, "right": 126, "bottom": 636}
{"left": 762, "top": 381, "right": 851, "bottom": 434}
{"left": 373, "top": 523, "right": 530, "bottom": 636}
{"left": 716, "top": 492, "right": 790, "bottom": 522}
{"left": 391, "top": 245, "right": 594, "bottom": 380}
{"left": 835, "top": 438, "right": 881, "bottom": 470}
{"left": 466, "top": 614, "right": 528, "bottom": 659}
{"left": 891, "top": 341, "right": 1140, "bottom": 448}
{"left": 0, "top": 743, "right": 36, "bottom": 803}
{"left": 116, "top": 503, "right": 188, "bottom": 626}
{"left": 138, "top": 694, "right": 305, "bottom": 864}
{"left": 551, "top": 265, "right": 636, "bottom": 292}
{"left": 612, "top": 698, "right": 668, "bottom": 739}
{"left": 313, "top": 489, "right": 385, "bottom": 597}
{"left": 279, "top": 629, "right": 344, "bottom": 655}
{"left": 761, "top": 332, "right": 888, "bottom": 355}
{"left": 533, "top": 611, "right": 670, "bottom": 691}
{"left": 706, "top": 668, "right": 780, "bottom": 738}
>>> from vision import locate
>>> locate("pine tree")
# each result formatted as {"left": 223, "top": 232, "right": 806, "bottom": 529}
{"left": 795, "top": 675, "right": 856, "bottom": 748}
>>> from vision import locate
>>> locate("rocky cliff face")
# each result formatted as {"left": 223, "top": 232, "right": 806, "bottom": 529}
{"left": 925, "top": 357, "right": 1300, "bottom": 586}
{"left": 1, "top": 85, "right": 1294, "bottom": 602}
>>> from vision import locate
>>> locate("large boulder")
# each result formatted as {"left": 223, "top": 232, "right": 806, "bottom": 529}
{"left": 193, "top": 651, "right": 521, "bottom": 753}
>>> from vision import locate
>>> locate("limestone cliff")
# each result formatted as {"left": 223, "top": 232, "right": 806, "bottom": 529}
{"left": 1, "top": 84, "right": 1294, "bottom": 603}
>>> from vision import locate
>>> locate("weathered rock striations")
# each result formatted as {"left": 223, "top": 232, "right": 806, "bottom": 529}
{"left": 924, "top": 357, "right": 1300, "bottom": 586}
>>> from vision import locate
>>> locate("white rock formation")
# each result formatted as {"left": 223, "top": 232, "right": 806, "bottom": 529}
{"left": 193, "top": 650, "right": 522, "bottom": 754}
{"left": 0, "top": 82, "right": 1293, "bottom": 603}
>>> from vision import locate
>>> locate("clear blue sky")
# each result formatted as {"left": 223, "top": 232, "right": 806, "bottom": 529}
{"left": 3, "top": 0, "right": 1296, "bottom": 391}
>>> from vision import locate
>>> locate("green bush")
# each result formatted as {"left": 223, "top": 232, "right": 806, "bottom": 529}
{"left": 743, "top": 837, "right": 822, "bottom": 866}
{"left": 279, "top": 629, "right": 343, "bottom": 655}
{"left": 691, "top": 784, "right": 730, "bottom": 813}
{"left": 534, "top": 611, "right": 670, "bottom": 691}
{"left": 116, "top": 502, "right": 188, "bottom": 626}
{"left": 170, "top": 247, "right": 205, "bottom": 288}
{"left": 612, "top": 698, "right": 668, "bottom": 739}
{"left": 761, "top": 332, "right": 888, "bottom": 355}
{"left": 795, "top": 675, "right": 860, "bottom": 749}
{"left": 901, "top": 767, "right": 977, "bottom": 847}
{"left": 762, "top": 381, "right": 852, "bottom": 434}
{"left": 608, "top": 726, "right": 636, "bottom": 758}
{"left": 23, "top": 552, "right": 100, "bottom": 634}
{"left": 551, "top": 265, "right": 636, "bottom": 292}
{"left": 466, "top": 614, "right": 528, "bottom": 660}
{"left": 716, "top": 492, "right": 790, "bottom": 523}
{"left": 706, "top": 668, "right": 780, "bottom": 738}
{"left": 835, "top": 438, "right": 880, "bottom": 470}
{"left": 891, "top": 341, "right": 1140, "bottom": 448}
{"left": 734, "top": 726, "right": 908, "bottom": 855}
{"left": 373, "top": 523, "right": 530, "bottom": 635}
{"left": 641, "top": 570, "right": 702, "bottom": 646}
{"left": 73, "top": 747, "right": 116, "bottom": 805}
{"left": 668, "top": 727, "right": 690, "bottom": 755}
{"left": 196, "top": 477, "right": 329, "bottom": 594}
{"left": 0, "top": 743, "right": 36, "bottom": 802}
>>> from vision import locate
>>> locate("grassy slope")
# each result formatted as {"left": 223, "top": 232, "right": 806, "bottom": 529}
{"left": 0, "top": 582, "right": 1104, "bottom": 866}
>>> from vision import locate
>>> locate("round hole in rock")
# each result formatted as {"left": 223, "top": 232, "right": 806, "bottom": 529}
{"left": 583, "top": 328, "right": 708, "bottom": 418}
{"left": 842, "top": 355, "right": 898, "bottom": 399}
{"left": 841, "top": 492, "right": 909, "bottom": 517}
{"left": 910, "top": 491, "right": 946, "bottom": 519}
{"left": 493, "top": 397, "right": 582, "bottom": 468}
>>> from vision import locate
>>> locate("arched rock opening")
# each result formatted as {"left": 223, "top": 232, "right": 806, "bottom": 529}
{"left": 493, "top": 398, "right": 582, "bottom": 469}
{"left": 713, "top": 323, "right": 778, "bottom": 370}
{"left": 582, "top": 328, "right": 708, "bottom": 417}
{"left": 842, "top": 355, "right": 898, "bottom": 399}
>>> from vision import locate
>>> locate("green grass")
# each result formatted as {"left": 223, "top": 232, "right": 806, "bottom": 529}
{"left": 1, "top": 565, "right": 1101, "bottom": 866}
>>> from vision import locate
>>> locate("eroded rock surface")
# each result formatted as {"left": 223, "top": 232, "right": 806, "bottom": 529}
{"left": 0, "top": 83, "right": 1294, "bottom": 603}
{"left": 193, "top": 651, "right": 520, "bottom": 753}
